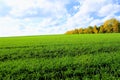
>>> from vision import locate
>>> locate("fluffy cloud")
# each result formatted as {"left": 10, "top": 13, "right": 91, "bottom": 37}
{"left": 0, "top": 16, "right": 22, "bottom": 36}
{"left": 98, "top": 4, "right": 120, "bottom": 17}
{"left": 0, "top": 0, "right": 120, "bottom": 37}
{"left": 63, "top": 0, "right": 120, "bottom": 30}
{"left": 2, "top": 0, "right": 69, "bottom": 18}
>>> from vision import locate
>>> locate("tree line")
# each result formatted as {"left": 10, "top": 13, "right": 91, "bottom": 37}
{"left": 65, "top": 18, "right": 120, "bottom": 34}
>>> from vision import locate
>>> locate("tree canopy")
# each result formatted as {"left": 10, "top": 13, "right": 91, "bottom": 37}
{"left": 65, "top": 18, "right": 120, "bottom": 34}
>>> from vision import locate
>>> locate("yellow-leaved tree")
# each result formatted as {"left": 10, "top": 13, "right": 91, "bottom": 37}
{"left": 103, "top": 18, "right": 119, "bottom": 33}
{"left": 93, "top": 25, "right": 98, "bottom": 33}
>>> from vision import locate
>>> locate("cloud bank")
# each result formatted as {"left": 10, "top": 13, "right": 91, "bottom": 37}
{"left": 0, "top": 0, "right": 120, "bottom": 37}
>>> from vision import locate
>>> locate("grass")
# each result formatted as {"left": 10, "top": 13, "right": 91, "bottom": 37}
{"left": 0, "top": 33, "right": 120, "bottom": 80}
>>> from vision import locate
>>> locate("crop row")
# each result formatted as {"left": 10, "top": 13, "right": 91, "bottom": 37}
{"left": 0, "top": 52, "right": 120, "bottom": 80}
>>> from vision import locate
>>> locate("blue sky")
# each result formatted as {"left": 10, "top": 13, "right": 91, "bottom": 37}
{"left": 0, "top": 0, "right": 120, "bottom": 37}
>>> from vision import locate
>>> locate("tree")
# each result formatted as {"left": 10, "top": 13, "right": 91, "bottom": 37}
{"left": 118, "top": 22, "right": 120, "bottom": 32}
{"left": 78, "top": 28, "right": 84, "bottom": 34}
{"left": 73, "top": 29, "right": 79, "bottom": 34}
{"left": 93, "top": 25, "right": 98, "bottom": 33}
{"left": 87, "top": 26, "right": 93, "bottom": 33}
{"left": 103, "top": 20, "right": 112, "bottom": 33}
{"left": 65, "top": 30, "right": 73, "bottom": 34}
{"left": 99, "top": 25, "right": 104, "bottom": 33}
{"left": 112, "top": 18, "right": 119, "bottom": 32}
{"left": 83, "top": 28, "right": 89, "bottom": 34}
{"left": 65, "top": 18, "right": 120, "bottom": 34}
{"left": 103, "top": 18, "right": 119, "bottom": 33}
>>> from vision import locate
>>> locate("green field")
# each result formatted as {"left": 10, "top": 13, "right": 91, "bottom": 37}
{"left": 0, "top": 34, "right": 120, "bottom": 80}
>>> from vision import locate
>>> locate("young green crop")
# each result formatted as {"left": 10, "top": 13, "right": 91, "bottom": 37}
{"left": 0, "top": 33, "right": 120, "bottom": 79}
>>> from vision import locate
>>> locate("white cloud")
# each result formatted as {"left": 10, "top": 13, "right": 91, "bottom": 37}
{"left": 89, "top": 19, "right": 104, "bottom": 27}
{"left": 3, "top": 0, "right": 36, "bottom": 17}
{"left": 0, "top": 16, "right": 22, "bottom": 36}
{"left": 0, "top": 16, "right": 67, "bottom": 37}
{"left": 73, "top": 5, "right": 80, "bottom": 10}
{"left": 2, "top": 0, "right": 69, "bottom": 18}
{"left": 0, "top": 0, "right": 120, "bottom": 37}
{"left": 0, "top": 0, "right": 70, "bottom": 36}
{"left": 77, "top": 0, "right": 112, "bottom": 15}
{"left": 98, "top": 4, "right": 120, "bottom": 17}
{"left": 63, "top": 0, "right": 120, "bottom": 30}
{"left": 62, "top": 0, "right": 105, "bottom": 30}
